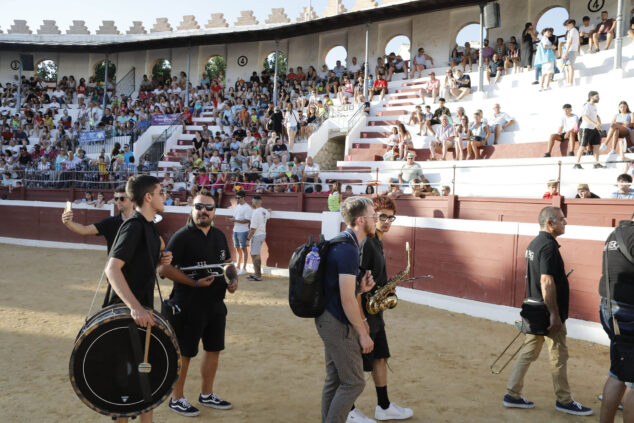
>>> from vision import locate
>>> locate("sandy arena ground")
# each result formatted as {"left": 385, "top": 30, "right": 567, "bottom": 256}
{"left": 0, "top": 244, "right": 620, "bottom": 422}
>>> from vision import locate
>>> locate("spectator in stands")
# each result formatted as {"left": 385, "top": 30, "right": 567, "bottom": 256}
{"left": 388, "top": 54, "right": 408, "bottom": 82}
{"left": 451, "top": 69, "right": 471, "bottom": 101}
{"left": 408, "top": 106, "right": 425, "bottom": 136}
{"left": 365, "top": 185, "right": 375, "bottom": 195}
{"left": 521, "top": 23, "right": 538, "bottom": 70}
{"left": 574, "top": 91, "right": 605, "bottom": 169}
{"left": 561, "top": 19, "right": 580, "bottom": 87}
{"left": 481, "top": 39, "right": 493, "bottom": 65}
{"left": 387, "top": 180, "right": 403, "bottom": 199}
{"left": 327, "top": 181, "right": 341, "bottom": 212}
{"left": 397, "top": 123, "right": 413, "bottom": 160}
{"left": 545, "top": 104, "right": 579, "bottom": 158}
{"left": 488, "top": 104, "right": 514, "bottom": 145}
{"left": 629, "top": 16, "right": 634, "bottom": 40}
{"left": 543, "top": 180, "right": 560, "bottom": 199}
{"left": 369, "top": 73, "right": 388, "bottom": 102}
{"left": 611, "top": 174, "right": 634, "bottom": 199}
{"left": 606, "top": 101, "right": 633, "bottom": 161}
{"left": 441, "top": 186, "right": 451, "bottom": 196}
{"left": 575, "top": 183, "right": 599, "bottom": 198}
{"left": 440, "top": 70, "right": 456, "bottom": 100}
{"left": 411, "top": 47, "right": 434, "bottom": 78}
{"left": 419, "top": 72, "right": 440, "bottom": 104}
{"left": 454, "top": 115, "right": 471, "bottom": 160}
{"left": 592, "top": 10, "right": 617, "bottom": 52}
{"left": 383, "top": 145, "right": 398, "bottom": 161}
{"left": 579, "top": 16, "right": 595, "bottom": 53}
{"left": 430, "top": 115, "right": 455, "bottom": 161}
{"left": 387, "top": 126, "right": 399, "bottom": 148}
{"left": 535, "top": 28, "right": 556, "bottom": 91}
{"left": 467, "top": 111, "right": 490, "bottom": 160}
{"left": 450, "top": 44, "right": 465, "bottom": 70}
{"left": 504, "top": 41, "right": 521, "bottom": 74}
{"left": 398, "top": 152, "right": 423, "bottom": 186}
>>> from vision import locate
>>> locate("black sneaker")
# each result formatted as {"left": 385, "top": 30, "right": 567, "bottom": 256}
{"left": 555, "top": 400, "right": 593, "bottom": 416}
{"left": 169, "top": 398, "right": 201, "bottom": 417}
{"left": 503, "top": 394, "right": 535, "bottom": 409}
{"left": 568, "top": 152, "right": 574, "bottom": 156}
{"left": 573, "top": 164, "right": 583, "bottom": 169}
{"left": 543, "top": 152, "right": 551, "bottom": 157}
{"left": 199, "top": 393, "right": 232, "bottom": 410}
{"left": 594, "top": 162, "right": 606, "bottom": 169}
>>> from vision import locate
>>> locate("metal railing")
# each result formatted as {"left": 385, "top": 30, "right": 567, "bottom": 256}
{"left": 145, "top": 115, "right": 186, "bottom": 165}
{"left": 81, "top": 135, "right": 132, "bottom": 155}
{"left": 115, "top": 67, "right": 136, "bottom": 98}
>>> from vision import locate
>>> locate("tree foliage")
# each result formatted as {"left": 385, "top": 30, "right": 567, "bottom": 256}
{"left": 263, "top": 52, "right": 287, "bottom": 76}
{"left": 205, "top": 56, "right": 226, "bottom": 80}
{"left": 36, "top": 60, "right": 58, "bottom": 82}
{"left": 152, "top": 59, "right": 172, "bottom": 84}
{"left": 94, "top": 61, "right": 117, "bottom": 83}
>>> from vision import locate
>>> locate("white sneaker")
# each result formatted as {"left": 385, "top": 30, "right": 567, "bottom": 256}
{"left": 347, "top": 408, "right": 376, "bottom": 423}
{"left": 375, "top": 403, "right": 414, "bottom": 420}
{"left": 238, "top": 268, "right": 247, "bottom": 276}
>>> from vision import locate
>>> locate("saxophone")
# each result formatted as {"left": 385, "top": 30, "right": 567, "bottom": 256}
{"left": 365, "top": 242, "right": 410, "bottom": 315}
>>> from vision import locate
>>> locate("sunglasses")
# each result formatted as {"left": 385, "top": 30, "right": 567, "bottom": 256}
{"left": 114, "top": 196, "right": 127, "bottom": 202}
{"left": 194, "top": 203, "right": 215, "bottom": 211}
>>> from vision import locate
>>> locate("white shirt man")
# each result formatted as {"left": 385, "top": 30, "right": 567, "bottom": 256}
{"left": 246, "top": 195, "right": 270, "bottom": 281}
{"left": 348, "top": 58, "right": 361, "bottom": 76}
{"left": 232, "top": 191, "right": 253, "bottom": 275}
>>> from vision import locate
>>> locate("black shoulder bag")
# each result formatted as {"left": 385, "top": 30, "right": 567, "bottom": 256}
{"left": 605, "top": 226, "right": 634, "bottom": 382}
{"left": 519, "top": 254, "right": 551, "bottom": 336}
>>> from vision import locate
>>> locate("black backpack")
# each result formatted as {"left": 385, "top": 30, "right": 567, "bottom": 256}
{"left": 288, "top": 233, "right": 354, "bottom": 318}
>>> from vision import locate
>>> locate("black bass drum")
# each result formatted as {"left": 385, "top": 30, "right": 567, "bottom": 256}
{"left": 69, "top": 303, "right": 180, "bottom": 417}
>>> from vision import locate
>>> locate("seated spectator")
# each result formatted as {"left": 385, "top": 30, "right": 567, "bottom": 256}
{"left": 629, "top": 16, "right": 634, "bottom": 40}
{"left": 344, "top": 185, "right": 353, "bottom": 194}
{"left": 450, "top": 44, "right": 465, "bottom": 69}
{"left": 383, "top": 145, "right": 398, "bottom": 161}
{"left": 461, "top": 42, "right": 477, "bottom": 72}
{"left": 451, "top": 69, "right": 471, "bottom": 101}
{"left": 454, "top": 115, "right": 471, "bottom": 160}
{"left": 337, "top": 76, "right": 354, "bottom": 105}
{"left": 397, "top": 123, "right": 413, "bottom": 160}
{"left": 368, "top": 73, "right": 388, "bottom": 102}
{"left": 388, "top": 54, "right": 409, "bottom": 82}
{"left": 545, "top": 104, "right": 579, "bottom": 157}
{"left": 504, "top": 41, "right": 521, "bottom": 74}
{"left": 488, "top": 104, "right": 514, "bottom": 145}
{"left": 579, "top": 16, "right": 595, "bottom": 53}
{"left": 606, "top": 101, "right": 633, "bottom": 161}
{"left": 592, "top": 10, "right": 617, "bottom": 52}
{"left": 487, "top": 53, "right": 504, "bottom": 85}
{"left": 543, "top": 180, "right": 559, "bottom": 199}
{"left": 467, "top": 111, "right": 490, "bottom": 160}
{"left": 365, "top": 185, "right": 375, "bottom": 195}
{"left": 440, "top": 70, "right": 456, "bottom": 100}
{"left": 430, "top": 115, "right": 455, "bottom": 161}
{"left": 408, "top": 106, "right": 425, "bottom": 136}
{"left": 481, "top": 39, "right": 493, "bottom": 65}
{"left": 387, "top": 126, "right": 399, "bottom": 148}
{"left": 419, "top": 72, "right": 440, "bottom": 104}
{"left": 411, "top": 47, "right": 434, "bottom": 78}
{"left": 575, "top": 183, "right": 600, "bottom": 198}
{"left": 423, "top": 98, "right": 450, "bottom": 136}
{"left": 347, "top": 57, "right": 362, "bottom": 80}
{"left": 611, "top": 174, "right": 634, "bottom": 199}
{"left": 398, "top": 152, "right": 423, "bottom": 186}
{"left": 441, "top": 186, "right": 451, "bottom": 196}
{"left": 387, "top": 180, "right": 403, "bottom": 199}
{"left": 332, "top": 60, "right": 346, "bottom": 79}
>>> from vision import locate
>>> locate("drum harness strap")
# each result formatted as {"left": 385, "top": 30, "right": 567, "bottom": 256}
{"left": 85, "top": 214, "right": 165, "bottom": 405}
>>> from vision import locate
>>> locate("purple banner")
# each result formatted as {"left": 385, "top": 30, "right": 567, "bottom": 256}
{"left": 151, "top": 114, "right": 182, "bottom": 125}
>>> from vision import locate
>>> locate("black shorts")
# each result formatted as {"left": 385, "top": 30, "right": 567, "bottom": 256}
{"left": 580, "top": 128, "right": 601, "bottom": 147}
{"left": 373, "top": 88, "right": 385, "bottom": 95}
{"left": 172, "top": 301, "right": 227, "bottom": 357}
{"left": 362, "top": 328, "right": 391, "bottom": 372}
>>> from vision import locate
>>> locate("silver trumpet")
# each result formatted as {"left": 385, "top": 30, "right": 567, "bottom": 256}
{"left": 178, "top": 263, "right": 234, "bottom": 278}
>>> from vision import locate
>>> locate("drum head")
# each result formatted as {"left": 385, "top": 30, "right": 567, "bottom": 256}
{"left": 69, "top": 309, "right": 180, "bottom": 417}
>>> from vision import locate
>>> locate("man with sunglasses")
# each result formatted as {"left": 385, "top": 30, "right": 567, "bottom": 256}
{"left": 349, "top": 195, "right": 413, "bottom": 423}
{"left": 159, "top": 189, "right": 238, "bottom": 417}
{"left": 61, "top": 184, "right": 133, "bottom": 253}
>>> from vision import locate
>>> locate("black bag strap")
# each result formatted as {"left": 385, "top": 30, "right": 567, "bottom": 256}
{"left": 605, "top": 227, "right": 621, "bottom": 335}
{"left": 615, "top": 225, "right": 634, "bottom": 264}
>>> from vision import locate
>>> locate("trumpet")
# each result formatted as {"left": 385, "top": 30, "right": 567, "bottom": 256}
{"left": 366, "top": 242, "right": 433, "bottom": 315}
{"left": 178, "top": 263, "right": 232, "bottom": 278}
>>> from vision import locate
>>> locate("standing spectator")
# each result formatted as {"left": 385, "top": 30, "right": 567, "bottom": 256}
{"left": 521, "top": 23, "right": 538, "bottom": 70}
{"left": 561, "top": 19, "right": 580, "bottom": 86}
{"left": 328, "top": 181, "right": 342, "bottom": 212}
{"left": 542, "top": 180, "right": 559, "bottom": 199}
{"left": 229, "top": 190, "right": 253, "bottom": 275}
{"left": 574, "top": 91, "right": 605, "bottom": 169}
{"left": 488, "top": 104, "right": 514, "bottom": 145}
{"left": 535, "top": 28, "right": 556, "bottom": 91}
{"left": 592, "top": 10, "right": 617, "bottom": 52}
{"left": 503, "top": 206, "right": 593, "bottom": 417}
{"left": 246, "top": 195, "right": 270, "bottom": 282}
{"left": 315, "top": 196, "right": 376, "bottom": 423}
{"left": 598, "top": 216, "right": 634, "bottom": 423}
{"left": 611, "top": 174, "right": 634, "bottom": 199}
{"left": 575, "top": 184, "right": 599, "bottom": 198}
{"left": 544, "top": 104, "right": 579, "bottom": 158}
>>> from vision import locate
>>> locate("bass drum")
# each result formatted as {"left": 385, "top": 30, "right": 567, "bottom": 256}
{"left": 69, "top": 304, "right": 180, "bottom": 418}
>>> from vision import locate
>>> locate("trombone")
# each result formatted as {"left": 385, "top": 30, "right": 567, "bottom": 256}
{"left": 489, "top": 321, "right": 525, "bottom": 374}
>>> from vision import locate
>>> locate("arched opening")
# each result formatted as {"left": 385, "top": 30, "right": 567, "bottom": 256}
{"left": 263, "top": 51, "right": 287, "bottom": 76}
{"left": 536, "top": 6, "right": 569, "bottom": 37}
{"left": 204, "top": 55, "right": 226, "bottom": 80}
{"left": 324, "top": 45, "right": 347, "bottom": 69}
{"left": 456, "top": 23, "right": 482, "bottom": 48}
{"left": 385, "top": 35, "right": 411, "bottom": 60}
{"left": 36, "top": 59, "right": 58, "bottom": 83}
{"left": 94, "top": 60, "right": 117, "bottom": 83}
{"left": 151, "top": 59, "right": 172, "bottom": 84}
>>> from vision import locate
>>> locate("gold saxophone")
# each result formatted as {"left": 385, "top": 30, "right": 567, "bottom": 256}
{"left": 366, "top": 242, "right": 410, "bottom": 315}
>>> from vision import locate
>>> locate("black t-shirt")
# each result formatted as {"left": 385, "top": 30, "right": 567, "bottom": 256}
{"left": 193, "top": 137, "right": 205, "bottom": 150}
{"left": 272, "top": 143, "right": 287, "bottom": 154}
{"left": 94, "top": 213, "right": 124, "bottom": 253}
{"left": 457, "top": 75, "right": 471, "bottom": 88}
{"left": 167, "top": 220, "right": 231, "bottom": 305}
{"left": 108, "top": 211, "right": 161, "bottom": 308}
{"left": 599, "top": 221, "right": 634, "bottom": 304}
{"left": 360, "top": 236, "right": 388, "bottom": 333}
{"left": 525, "top": 231, "right": 569, "bottom": 321}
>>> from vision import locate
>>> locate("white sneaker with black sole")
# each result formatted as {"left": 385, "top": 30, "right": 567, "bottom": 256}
{"left": 199, "top": 392, "right": 233, "bottom": 410}
{"left": 169, "top": 397, "right": 201, "bottom": 416}
{"left": 375, "top": 403, "right": 413, "bottom": 420}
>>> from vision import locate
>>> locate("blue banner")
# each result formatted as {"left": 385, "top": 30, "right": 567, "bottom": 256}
{"left": 151, "top": 114, "right": 182, "bottom": 125}
{"left": 78, "top": 131, "right": 106, "bottom": 144}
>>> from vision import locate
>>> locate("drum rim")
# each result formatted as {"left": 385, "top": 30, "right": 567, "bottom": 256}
{"left": 69, "top": 306, "right": 181, "bottom": 418}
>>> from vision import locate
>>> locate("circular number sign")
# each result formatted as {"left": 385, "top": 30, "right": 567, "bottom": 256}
{"left": 10, "top": 60, "right": 20, "bottom": 71}
{"left": 237, "top": 56, "right": 248, "bottom": 67}
{"left": 587, "top": 0, "right": 605, "bottom": 13}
